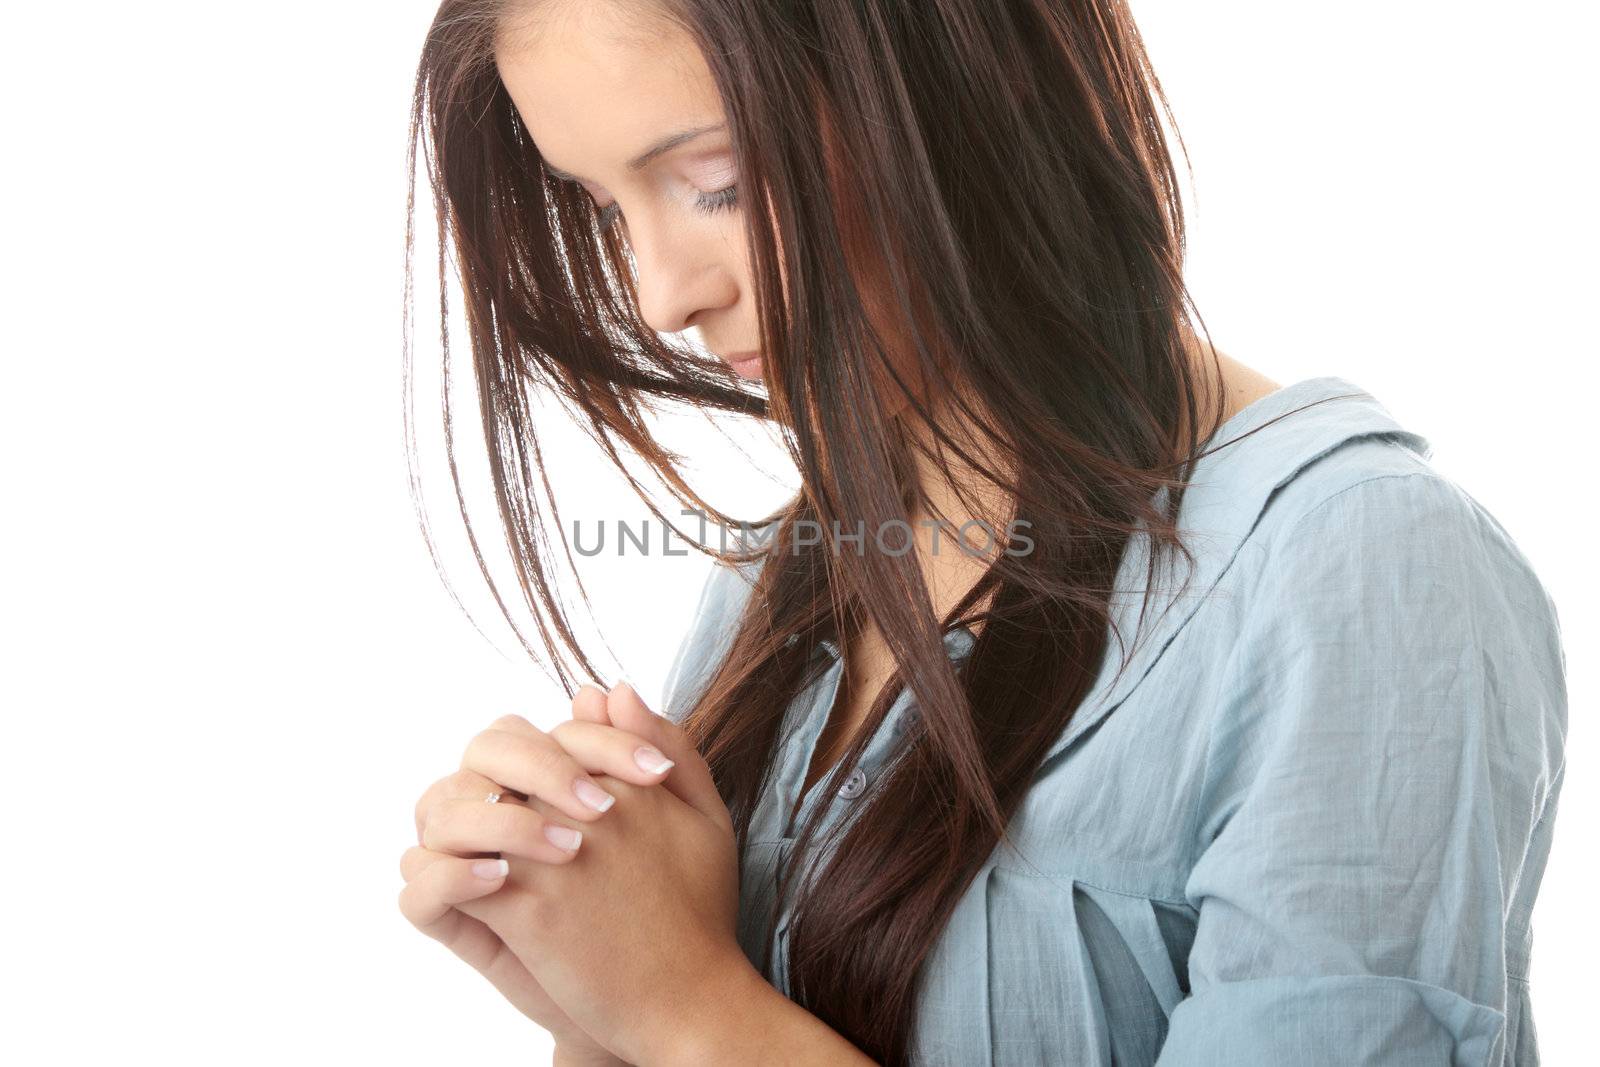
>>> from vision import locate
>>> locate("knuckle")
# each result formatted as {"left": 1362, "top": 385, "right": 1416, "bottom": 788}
{"left": 397, "top": 885, "right": 416, "bottom": 923}
{"left": 445, "top": 769, "right": 490, "bottom": 799}
{"left": 399, "top": 845, "right": 427, "bottom": 882}
{"left": 525, "top": 735, "right": 572, "bottom": 779}
{"left": 397, "top": 880, "right": 431, "bottom": 925}
{"left": 415, "top": 772, "right": 484, "bottom": 838}
{"left": 412, "top": 775, "right": 449, "bottom": 822}
{"left": 459, "top": 732, "right": 507, "bottom": 776}
{"left": 413, "top": 793, "right": 442, "bottom": 834}
{"left": 418, "top": 803, "right": 458, "bottom": 850}
{"left": 459, "top": 729, "right": 496, "bottom": 767}
{"left": 412, "top": 798, "right": 430, "bottom": 838}
{"left": 489, "top": 713, "right": 534, "bottom": 733}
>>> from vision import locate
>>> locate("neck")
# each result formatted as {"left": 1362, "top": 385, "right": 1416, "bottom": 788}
{"left": 892, "top": 323, "right": 1236, "bottom": 607}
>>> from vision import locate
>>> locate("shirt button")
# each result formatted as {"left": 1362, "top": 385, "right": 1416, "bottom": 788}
{"left": 837, "top": 767, "right": 867, "bottom": 799}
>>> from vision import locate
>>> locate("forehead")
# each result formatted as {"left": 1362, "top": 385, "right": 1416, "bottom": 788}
{"left": 494, "top": 3, "right": 720, "bottom": 175}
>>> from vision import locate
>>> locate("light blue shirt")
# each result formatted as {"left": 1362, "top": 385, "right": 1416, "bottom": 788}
{"left": 660, "top": 376, "right": 1568, "bottom": 1065}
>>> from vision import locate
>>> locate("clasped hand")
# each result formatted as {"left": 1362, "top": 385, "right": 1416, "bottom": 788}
{"left": 398, "top": 682, "right": 745, "bottom": 1066}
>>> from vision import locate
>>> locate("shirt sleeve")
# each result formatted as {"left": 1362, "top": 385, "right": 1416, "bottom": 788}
{"left": 1155, "top": 472, "right": 1568, "bottom": 1067}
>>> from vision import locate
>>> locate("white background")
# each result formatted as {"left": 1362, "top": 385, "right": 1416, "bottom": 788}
{"left": 3, "top": 2, "right": 1593, "bottom": 1063}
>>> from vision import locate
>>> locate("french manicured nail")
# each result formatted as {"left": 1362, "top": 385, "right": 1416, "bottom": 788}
{"left": 544, "top": 824, "right": 583, "bottom": 851}
{"left": 472, "top": 858, "right": 509, "bottom": 879}
{"left": 634, "top": 745, "right": 675, "bottom": 774}
{"left": 573, "top": 777, "right": 616, "bottom": 812}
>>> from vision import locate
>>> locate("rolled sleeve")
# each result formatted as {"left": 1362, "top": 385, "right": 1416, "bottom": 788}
{"left": 1161, "top": 974, "right": 1504, "bottom": 1065}
{"left": 1156, "top": 473, "right": 1567, "bottom": 1066}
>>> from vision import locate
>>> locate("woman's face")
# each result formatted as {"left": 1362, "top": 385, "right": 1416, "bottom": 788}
{"left": 495, "top": 2, "right": 767, "bottom": 381}
{"left": 496, "top": 0, "right": 933, "bottom": 418}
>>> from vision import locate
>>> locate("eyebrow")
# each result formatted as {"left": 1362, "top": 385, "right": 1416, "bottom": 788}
{"left": 540, "top": 122, "right": 727, "bottom": 184}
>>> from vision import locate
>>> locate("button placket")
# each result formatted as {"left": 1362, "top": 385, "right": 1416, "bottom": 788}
{"left": 785, "top": 625, "right": 978, "bottom": 828}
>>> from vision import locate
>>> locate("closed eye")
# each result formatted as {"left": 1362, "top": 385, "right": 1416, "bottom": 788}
{"left": 693, "top": 183, "right": 739, "bottom": 216}
{"left": 593, "top": 183, "right": 739, "bottom": 230}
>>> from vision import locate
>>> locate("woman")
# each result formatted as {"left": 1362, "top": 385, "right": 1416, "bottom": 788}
{"left": 396, "top": 1, "right": 1568, "bottom": 1064}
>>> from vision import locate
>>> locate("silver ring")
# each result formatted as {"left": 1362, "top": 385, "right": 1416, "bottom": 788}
{"left": 484, "top": 791, "right": 502, "bottom": 804}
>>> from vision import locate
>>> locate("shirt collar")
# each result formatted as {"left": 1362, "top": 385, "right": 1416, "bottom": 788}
{"left": 1036, "top": 375, "right": 1431, "bottom": 767}
{"left": 777, "top": 377, "right": 1431, "bottom": 768}
{"left": 811, "top": 625, "right": 977, "bottom": 663}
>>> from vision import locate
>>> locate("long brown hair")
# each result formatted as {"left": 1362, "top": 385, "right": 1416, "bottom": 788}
{"left": 406, "top": 1, "right": 1264, "bottom": 1061}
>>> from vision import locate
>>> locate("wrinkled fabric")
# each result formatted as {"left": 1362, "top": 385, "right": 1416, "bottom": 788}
{"left": 659, "top": 376, "right": 1567, "bottom": 1066}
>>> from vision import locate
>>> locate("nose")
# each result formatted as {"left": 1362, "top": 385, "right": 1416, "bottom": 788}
{"left": 627, "top": 212, "right": 739, "bottom": 336}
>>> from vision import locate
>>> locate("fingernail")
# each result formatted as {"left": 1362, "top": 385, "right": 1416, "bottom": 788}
{"left": 573, "top": 777, "right": 616, "bottom": 812}
{"left": 544, "top": 824, "right": 583, "bottom": 851}
{"left": 634, "top": 745, "right": 675, "bottom": 774}
{"left": 472, "top": 858, "right": 509, "bottom": 879}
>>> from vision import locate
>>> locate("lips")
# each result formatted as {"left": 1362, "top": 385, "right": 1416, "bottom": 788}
{"left": 719, "top": 350, "right": 764, "bottom": 380}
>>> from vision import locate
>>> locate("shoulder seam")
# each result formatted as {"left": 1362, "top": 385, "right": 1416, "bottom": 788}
{"left": 1283, "top": 470, "right": 1445, "bottom": 538}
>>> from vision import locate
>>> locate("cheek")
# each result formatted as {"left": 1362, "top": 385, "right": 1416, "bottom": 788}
{"left": 754, "top": 183, "right": 927, "bottom": 418}
{"left": 820, "top": 179, "right": 927, "bottom": 400}
{"left": 841, "top": 225, "right": 928, "bottom": 414}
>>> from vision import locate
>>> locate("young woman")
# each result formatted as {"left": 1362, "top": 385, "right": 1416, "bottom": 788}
{"left": 396, "top": 2, "right": 1568, "bottom": 1065}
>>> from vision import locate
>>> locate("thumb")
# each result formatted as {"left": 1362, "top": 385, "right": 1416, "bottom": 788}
{"left": 606, "top": 680, "right": 729, "bottom": 829}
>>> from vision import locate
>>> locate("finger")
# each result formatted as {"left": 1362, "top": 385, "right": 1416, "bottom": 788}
{"left": 546, "top": 718, "right": 679, "bottom": 784}
{"left": 397, "top": 846, "right": 515, "bottom": 968}
{"left": 606, "top": 680, "right": 731, "bottom": 831}
{"left": 414, "top": 769, "right": 527, "bottom": 846}
{"left": 461, "top": 721, "right": 620, "bottom": 823}
{"left": 398, "top": 843, "right": 511, "bottom": 890}
{"left": 570, "top": 682, "right": 612, "bottom": 724}
{"left": 424, "top": 794, "right": 586, "bottom": 863}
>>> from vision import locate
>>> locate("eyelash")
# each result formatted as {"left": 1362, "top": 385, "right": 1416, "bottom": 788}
{"left": 596, "top": 184, "right": 739, "bottom": 229}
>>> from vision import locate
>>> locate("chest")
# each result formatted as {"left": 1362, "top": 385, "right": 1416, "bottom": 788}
{"left": 735, "top": 604, "right": 1248, "bottom": 1064}
{"left": 795, "top": 627, "right": 899, "bottom": 801}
